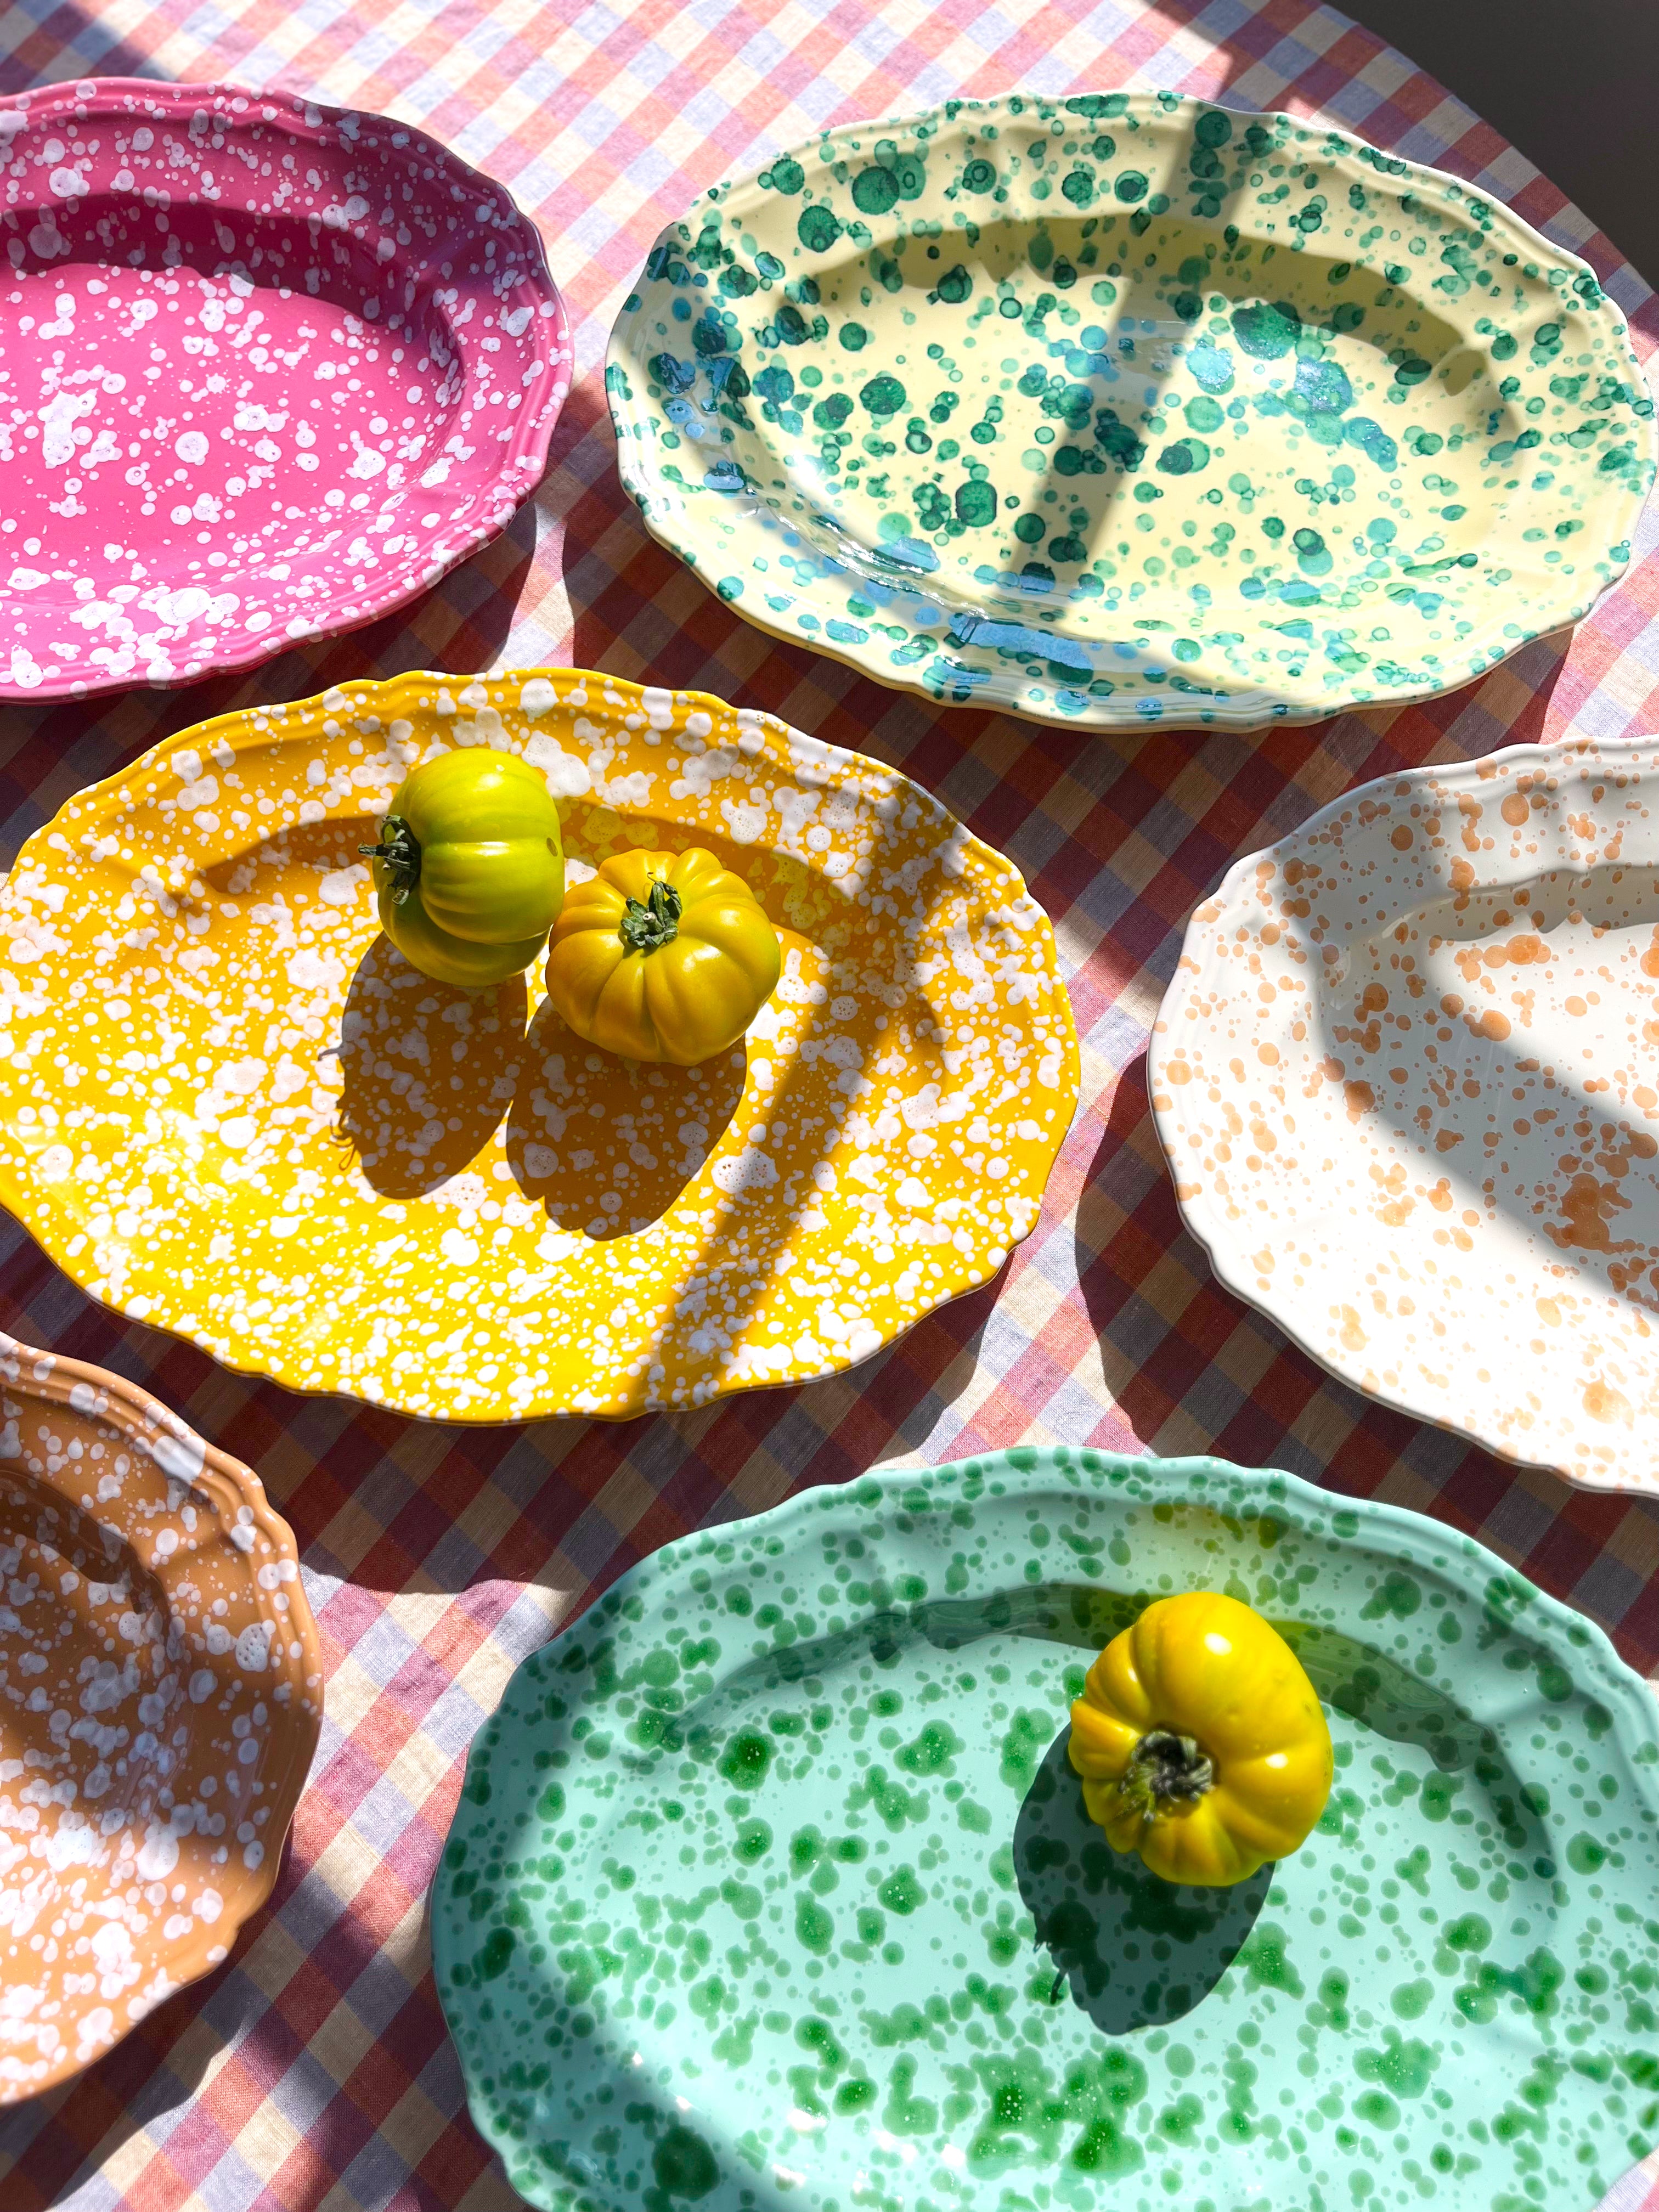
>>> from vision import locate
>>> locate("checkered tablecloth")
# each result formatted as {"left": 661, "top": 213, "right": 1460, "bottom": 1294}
{"left": 3, "top": 0, "right": 1658, "bottom": 2206}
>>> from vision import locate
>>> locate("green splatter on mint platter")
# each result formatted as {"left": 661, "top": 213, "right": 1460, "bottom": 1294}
{"left": 432, "top": 1451, "right": 1659, "bottom": 2211}
{"left": 605, "top": 93, "right": 1653, "bottom": 730}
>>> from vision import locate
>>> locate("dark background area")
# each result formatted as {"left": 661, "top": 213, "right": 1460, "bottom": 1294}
{"left": 1340, "top": 0, "right": 1658, "bottom": 286}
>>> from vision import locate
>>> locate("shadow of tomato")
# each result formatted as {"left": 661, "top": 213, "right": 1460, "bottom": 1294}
{"left": 1015, "top": 1726, "right": 1272, "bottom": 2036}
{"left": 505, "top": 997, "right": 746, "bottom": 1239}
{"left": 334, "top": 936, "right": 527, "bottom": 1199}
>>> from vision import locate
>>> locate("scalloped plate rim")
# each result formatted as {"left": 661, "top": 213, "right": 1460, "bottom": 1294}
{"left": 607, "top": 89, "right": 1654, "bottom": 735}
{"left": 0, "top": 77, "right": 572, "bottom": 703}
{"left": 0, "top": 667, "right": 1081, "bottom": 1423}
{"left": 0, "top": 1324, "right": 323, "bottom": 2101}
{"left": 1149, "top": 731, "right": 1658, "bottom": 1493}
{"left": 432, "top": 1444, "right": 1659, "bottom": 2212}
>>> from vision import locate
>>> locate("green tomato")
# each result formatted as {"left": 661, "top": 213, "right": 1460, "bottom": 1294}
{"left": 377, "top": 890, "right": 550, "bottom": 989}
{"left": 365, "top": 747, "right": 564, "bottom": 987}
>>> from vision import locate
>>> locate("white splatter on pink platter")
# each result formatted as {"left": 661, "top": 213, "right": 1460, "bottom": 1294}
{"left": 1152, "top": 737, "right": 1659, "bottom": 1494}
{"left": 0, "top": 80, "right": 571, "bottom": 699}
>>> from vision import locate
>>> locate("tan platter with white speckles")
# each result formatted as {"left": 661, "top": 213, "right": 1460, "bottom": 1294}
{"left": 0, "top": 1330, "right": 321, "bottom": 2101}
{"left": 0, "top": 670, "right": 1079, "bottom": 1423}
{"left": 1151, "top": 736, "right": 1659, "bottom": 1493}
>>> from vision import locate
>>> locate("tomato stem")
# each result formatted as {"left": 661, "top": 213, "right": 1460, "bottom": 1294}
{"left": 361, "top": 815, "right": 421, "bottom": 906}
{"left": 619, "top": 877, "right": 681, "bottom": 951}
{"left": 1119, "top": 1727, "right": 1215, "bottom": 1819}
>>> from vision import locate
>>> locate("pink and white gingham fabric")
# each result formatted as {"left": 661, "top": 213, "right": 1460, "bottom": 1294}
{"left": 1, "top": 1, "right": 1657, "bottom": 2208}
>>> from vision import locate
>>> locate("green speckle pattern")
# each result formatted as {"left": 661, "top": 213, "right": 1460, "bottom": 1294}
{"left": 433, "top": 1451, "right": 1659, "bottom": 2212}
{"left": 607, "top": 93, "right": 1654, "bottom": 732}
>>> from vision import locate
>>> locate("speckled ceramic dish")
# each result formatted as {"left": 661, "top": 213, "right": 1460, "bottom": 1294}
{"left": 607, "top": 92, "right": 1652, "bottom": 731}
{"left": 0, "top": 669, "right": 1077, "bottom": 1423}
{"left": 0, "top": 79, "right": 571, "bottom": 699}
{"left": 1152, "top": 735, "right": 1659, "bottom": 1494}
{"left": 0, "top": 1328, "right": 321, "bottom": 2102}
{"left": 433, "top": 1448, "right": 1659, "bottom": 2212}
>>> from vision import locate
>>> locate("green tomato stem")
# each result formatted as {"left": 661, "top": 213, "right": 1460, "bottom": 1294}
{"left": 619, "top": 877, "right": 681, "bottom": 952}
{"left": 361, "top": 815, "right": 421, "bottom": 906}
{"left": 1116, "top": 1728, "right": 1215, "bottom": 1821}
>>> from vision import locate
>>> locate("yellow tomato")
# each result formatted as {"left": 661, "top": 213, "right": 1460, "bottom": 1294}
{"left": 544, "top": 847, "right": 780, "bottom": 1066}
{"left": 1069, "top": 1590, "right": 1333, "bottom": 1886}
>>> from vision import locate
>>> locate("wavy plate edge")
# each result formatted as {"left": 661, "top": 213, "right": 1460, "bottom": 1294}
{"left": 0, "top": 1324, "right": 324, "bottom": 2101}
{"left": 607, "top": 90, "right": 1655, "bottom": 735}
{"left": 432, "top": 1443, "right": 1659, "bottom": 2212}
{"left": 1149, "top": 731, "right": 1658, "bottom": 1493}
{"left": 0, "top": 78, "right": 573, "bottom": 703}
{"left": 0, "top": 667, "right": 1082, "bottom": 1424}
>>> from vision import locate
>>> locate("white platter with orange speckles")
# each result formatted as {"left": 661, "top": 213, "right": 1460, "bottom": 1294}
{"left": 1151, "top": 736, "right": 1659, "bottom": 1494}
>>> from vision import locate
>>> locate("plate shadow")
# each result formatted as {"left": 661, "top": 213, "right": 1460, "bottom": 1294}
{"left": 1014, "top": 1726, "right": 1271, "bottom": 2036}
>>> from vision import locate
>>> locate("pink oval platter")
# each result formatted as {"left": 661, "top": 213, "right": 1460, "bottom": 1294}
{"left": 0, "top": 79, "right": 571, "bottom": 700}
{"left": 0, "top": 1329, "right": 323, "bottom": 2101}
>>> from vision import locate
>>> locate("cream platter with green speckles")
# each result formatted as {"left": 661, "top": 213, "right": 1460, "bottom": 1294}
{"left": 606, "top": 93, "right": 1654, "bottom": 731}
{"left": 432, "top": 1450, "right": 1659, "bottom": 2212}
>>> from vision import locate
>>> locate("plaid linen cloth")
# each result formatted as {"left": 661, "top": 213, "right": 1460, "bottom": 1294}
{"left": 2, "top": 0, "right": 1658, "bottom": 2206}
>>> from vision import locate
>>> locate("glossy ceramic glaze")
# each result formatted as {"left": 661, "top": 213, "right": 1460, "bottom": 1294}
{"left": 0, "top": 670, "right": 1077, "bottom": 1422}
{"left": 1152, "top": 736, "right": 1659, "bottom": 1494}
{"left": 433, "top": 1449, "right": 1659, "bottom": 2212}
{"left": 0, "top": 1329, "right": 321, "bottom": 2101}
{"left": 0, "top": 80, "right": 571, "bottom": 699}
{"left": 608, "top": 92, "right": 1652, "bottom": 731}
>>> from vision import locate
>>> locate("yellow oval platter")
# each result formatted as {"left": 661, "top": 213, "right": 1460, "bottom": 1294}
{"left": 0, "top": 671, "right": 1079, "bottom": 1422}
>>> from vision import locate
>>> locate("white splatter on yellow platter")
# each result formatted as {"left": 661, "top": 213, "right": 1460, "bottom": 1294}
{"left": 0, "top": 672, "right": 1079, "bottom": 1423}
{"left": 1151, "top": 736, "right": 1659, "bottom": 1493}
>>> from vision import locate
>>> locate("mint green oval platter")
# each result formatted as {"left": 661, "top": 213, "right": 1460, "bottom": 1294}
{"left": 432, "top": 1452, "right": 1659, "bottom": 2212}
{"left": 605, "top": 93, "right": 1654, "bottom": 731}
